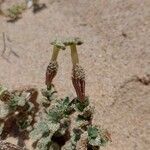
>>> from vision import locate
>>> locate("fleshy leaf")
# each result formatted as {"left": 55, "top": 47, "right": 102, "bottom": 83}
{"left": 75, "top": 98, "right": 89, "bottom": 112}
{"left": 48, "top": 108, "right": 63, "bottom": 123}
{"left": 88, "top": 126, "right": 98, "bottom": 139}
{"left": 88, "top": 136, "right": 101, "bottom": 146}
{"left": 9, "top": 95, "right": 26, "bottom": 110}
{"left": 30, "top": 122, "right": 49, "bottom": 141}
{"left": 47, "top": 121, "right": 60, "bottom": 133}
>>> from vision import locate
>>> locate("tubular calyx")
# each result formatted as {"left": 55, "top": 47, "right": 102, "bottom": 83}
{"left": 46, "top": 40, "right": 65, "bottom": 89}
{"left": 72, "top": 64, "right": 85, "bottom": 102}
{"left": 45, "top": 60, "right": 58, "bottom": 89}
{"left": 69, "top": 38, "right": 85, "bottom": 102}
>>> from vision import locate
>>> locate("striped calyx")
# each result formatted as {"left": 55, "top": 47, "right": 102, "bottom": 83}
{"left": 72, "top": 64, "right": 85, "bottom": 101}
{"left": 46, "top": 61, "right": 58, "bottom": 88}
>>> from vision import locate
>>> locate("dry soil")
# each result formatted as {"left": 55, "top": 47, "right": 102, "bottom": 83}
{"left": 0, "top": 0, "right": 150, "bottom": 150}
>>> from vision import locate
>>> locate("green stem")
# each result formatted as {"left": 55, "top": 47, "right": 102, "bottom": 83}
{"left": 70, "top": 44, "right": 79, "bottom": 66}
{"left": 51, "top": 46, "right": 59, "bottom": 61}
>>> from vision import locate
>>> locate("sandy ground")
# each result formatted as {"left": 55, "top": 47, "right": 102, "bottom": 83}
{"left": 0, "top": 0, "right": 150, "bottom": 150}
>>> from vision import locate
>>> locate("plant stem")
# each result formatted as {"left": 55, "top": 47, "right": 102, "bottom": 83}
{"left": 70, "top": 44, "right": 79, "bottom": 66}
{"left": 51, "top": 46, "right": 59, "bottom": 61}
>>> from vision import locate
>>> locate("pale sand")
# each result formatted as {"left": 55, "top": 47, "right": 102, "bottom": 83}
{"left": 0, "top": 0, "right": 150, "bottom": 149}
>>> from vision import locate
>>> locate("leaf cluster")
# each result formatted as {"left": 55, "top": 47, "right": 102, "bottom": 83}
{"left": 0, "top": 85, "right": 110, "bottom": 150}
{"left": 0, "top": 86, "right": 38, "bottom": 141}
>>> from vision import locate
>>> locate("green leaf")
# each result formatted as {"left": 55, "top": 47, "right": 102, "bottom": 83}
{"left": 9, "top": 95, "right": 26, "bottom": 110}
{"left": 88, "top": 127, "right": 110, "bottom": 147}
{"left": 41, "top": 88, "right": 57, "bottom": 101}
{"left": 75, "top": 98, "right": 89, "bottom": 112}
{"left": 47, "top": 121, "right": 60, "bottom": 133}
{"left": 100, "top": 137, "right": 109, "bottom": 146}
{"left": 88, "top": 126, "right": 98, "bottom": 139}
{"left": 17, "top": 119, "right": 28, "bottom": 130}
{"left": 57, "top": 97, "right": 73, "bottom": 115}
{"left": 57, "top": 118, "right": 70, "bottom": 135}
{"left": 30, "top": 129, "right": 43, "bottom": 142}
{"left": 88, "top": 136, "right": 101, "bottom": 147}
{"left": 48, "top": 109, "right": 63, "bottom": 123}
{"left": 72, "top": 128, "right": 83, "bottom": 142}
{"left": 77, "top": 106, "right": 93, "bottom": 122}
{"left": 47, "top": 97, "right": 72, "bottom": 123}
{"left": 30, "top": 122, "right": 49, "bottom": 141}
{"left": 76, "top": 120, "right": 89, "bottom": 129}
{"left": 17, "top": 96, "right": 26, "bottom": 106}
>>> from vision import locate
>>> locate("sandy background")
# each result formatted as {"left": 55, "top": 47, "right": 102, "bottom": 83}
{"left": 0, "top": 0, "right": 150, "bottom": 150}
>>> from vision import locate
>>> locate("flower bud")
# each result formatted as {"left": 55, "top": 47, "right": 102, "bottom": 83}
{"left": 72, "top": 64, "right": 85, "bottom": 101}
{"left": 46, "top": 61, "right": 58, "bottom": 88}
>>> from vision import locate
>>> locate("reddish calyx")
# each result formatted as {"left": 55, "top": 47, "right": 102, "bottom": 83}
{"left": 46, "top": 61, "right": 58, "bottom": 88}
{"left": 72, "top": 64, "right": 85, "bottom": 101}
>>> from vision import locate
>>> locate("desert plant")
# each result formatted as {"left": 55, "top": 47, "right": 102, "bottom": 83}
{"left": 64, "top": 37, "right": 85, "bottom": 101}
{"left": 0, "top": 37, "right": 110, "bottom": 150}
{"left": 6, "top": 3, "right": 26, "bottom": 21}
{"left": 0, "top": 85, "right": 39, "bottom": 147}
{"left": 0, "top": 0, "right": 46, "bottom": 22}
{"left": 29, "top": 94, "right": 72, "bottom": 149}
{"left": 51, "top": 37, "right": 85, "bottom": 101}
{"left": 46, "top": 39, "right": 65, "bottom": 89}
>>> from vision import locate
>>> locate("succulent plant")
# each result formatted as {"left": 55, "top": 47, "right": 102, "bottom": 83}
{"left": 41, "top": 85, "right": 57, "bottom": 107}
{"left": 0, "top": 87, "right": 39, "bottom": 148}
{"left": 0, "top": 37, "right": 110, "bottom": 149}
{"left": 87, "top": 126, "right": 111, "bottom": 148}
{"left": 46, "top": 39, "right": 67, "bottom": 89}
